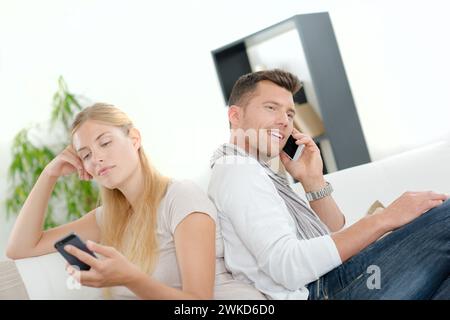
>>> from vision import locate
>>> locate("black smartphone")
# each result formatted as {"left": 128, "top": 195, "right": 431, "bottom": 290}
{"left": 54, "top": 232, "right": 97, "bottom": 271}
{"left": 283, "top": 135, "right": 304, "bottom": 161}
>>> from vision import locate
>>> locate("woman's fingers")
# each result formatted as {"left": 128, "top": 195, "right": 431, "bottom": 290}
{"left": 87, "top": 240, "right": 115, "bottom": 257}
{"left": 64, "top": 245, "right": 99, "bottom": 269}
{"left": 60, "top": 154, "right": 83, "bottom": 171}
{"left": 60, "top": 146, "right": 93, "bottom": 180}
{"left": 78, "top": 168, "right": 88, "bottom": 180}
{"left": 66, "top": 268, "right": 99, "bottom": 287}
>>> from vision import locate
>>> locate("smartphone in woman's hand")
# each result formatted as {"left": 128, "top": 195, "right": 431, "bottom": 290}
{"left": 54, "top": 232, "right": 97, "bottom": 271}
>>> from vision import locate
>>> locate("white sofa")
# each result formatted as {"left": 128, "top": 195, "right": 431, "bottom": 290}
{"left": 10, "top": 140, "right": 450, "bottom": 299}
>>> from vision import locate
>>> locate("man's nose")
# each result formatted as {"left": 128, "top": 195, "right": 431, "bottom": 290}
{"left": 276, "top": 112, "right": 289, "bottom": 127}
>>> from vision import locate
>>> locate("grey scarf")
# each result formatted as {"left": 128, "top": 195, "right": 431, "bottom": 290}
{"left": 210, "top": 143, "right": 330, "bottom": 239}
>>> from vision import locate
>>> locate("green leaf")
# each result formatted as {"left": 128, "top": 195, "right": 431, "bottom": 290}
{"left": 5, "top": 76, "right": 99, "bottom": 228}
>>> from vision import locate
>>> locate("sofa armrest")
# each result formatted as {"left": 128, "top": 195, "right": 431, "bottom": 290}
{"left": 14, "top": 252, "right": 102, "bottom": 299}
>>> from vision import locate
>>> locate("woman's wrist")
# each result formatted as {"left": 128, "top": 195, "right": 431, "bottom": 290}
{"left": 42, "top": 166, "right": 59, "bottom": 180}
{"left": 41, "top": 168, "right": 59, "bottom": 185}
{"left": 125, "top": 267, "right": 147, "bottom": 289}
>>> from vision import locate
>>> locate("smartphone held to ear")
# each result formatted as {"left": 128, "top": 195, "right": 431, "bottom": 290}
{"left": 283, "top": 135, "right": 304, "bottom": 161}
{"left": 54, "top": 232, "right": 97, "bottom": 271}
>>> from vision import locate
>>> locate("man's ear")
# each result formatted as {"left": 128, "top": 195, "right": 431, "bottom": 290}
{"left": 228, "top": 105, "right": 241, "bottom": 129}
{"left": 128, "top": 127, "right": 141, "bottom": 150}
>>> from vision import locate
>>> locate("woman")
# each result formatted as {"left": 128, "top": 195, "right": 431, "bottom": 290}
{"left": 4, "top": 103, "right": 265, "bottom": 300}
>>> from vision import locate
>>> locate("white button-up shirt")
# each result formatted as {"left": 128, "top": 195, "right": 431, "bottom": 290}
{"left": 208, "top": 155, "right": 342, "bottom": 300}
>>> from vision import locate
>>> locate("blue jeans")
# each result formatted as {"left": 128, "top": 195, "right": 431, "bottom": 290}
{"left": 307, "top": 199, "right": 450, "bottom": 299}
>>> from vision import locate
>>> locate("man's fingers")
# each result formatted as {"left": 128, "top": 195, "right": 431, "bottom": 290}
{"left": 292, "top": 132, "right": 308, "bottom": 140}
{"left": 411, "top": 191, "right": 448, "bottom": 201}
{"left": 279, "top": 151, "right": 290, "bottom": 163}
{"left": 64, "top": 245, "right": 99, "bottom": 269}
{"left": 428, "top": 199, "right": 445, "bottom": 209}
{"left": 292, "top": 133, "right": 316, "bottom": 148}
{"left": 434, "top": 193, "right": 448, "bottom": 201}
{"left": 424, "top": 191, "right": 448, "bottom": 201}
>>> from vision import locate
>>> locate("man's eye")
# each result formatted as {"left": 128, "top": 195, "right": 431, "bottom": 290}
{"left": 101, "top": 141, "right": 111, "bottom": 147}
{"left": 266, "top": 105, "right": 275, "bottom": 110}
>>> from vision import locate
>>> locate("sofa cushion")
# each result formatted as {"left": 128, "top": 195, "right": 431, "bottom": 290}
{"left": 12, "top": 140, "right": 450, "bottom": 299}
{"left": 14, "top": 252, "right": 102, "bottom": 300}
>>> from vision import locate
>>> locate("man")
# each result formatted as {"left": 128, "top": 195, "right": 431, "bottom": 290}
{"left": 208, "top": 69, "right": 449, "bottom": 299}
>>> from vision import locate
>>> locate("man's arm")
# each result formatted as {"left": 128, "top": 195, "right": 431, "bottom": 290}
{"left": 280, "top": 133, "right": 447, "bottom": 264}
{"left": 331, "top": 191, "right": 448, "bottom": 263}
{"left": 280, "top": 131, "right": 345, "bottom": 232}
{"left": 302, "top": 177, "right": 346, "bottom": 232}
{"left": 303, "top": 176, "right": 449, "bottom": 263}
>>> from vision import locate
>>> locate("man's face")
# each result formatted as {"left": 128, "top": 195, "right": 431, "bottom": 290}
{"left": 230, "top": 80, "right": 296, "bottom": 159}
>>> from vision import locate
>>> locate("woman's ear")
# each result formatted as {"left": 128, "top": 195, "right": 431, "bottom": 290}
{"left": 128, "top": 128, "right": 141, "bottom": 150}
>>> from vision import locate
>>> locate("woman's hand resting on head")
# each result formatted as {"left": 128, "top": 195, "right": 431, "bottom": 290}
{"left": 44, "top": 145, "right": 92, "bottom": 180}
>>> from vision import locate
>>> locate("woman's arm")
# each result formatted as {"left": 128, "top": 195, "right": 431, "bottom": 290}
{"left": 6, "top": 146, "right": 100, "bottom": 259}
{"left": 65, "top": 212, "right": 216, "bottom": 299}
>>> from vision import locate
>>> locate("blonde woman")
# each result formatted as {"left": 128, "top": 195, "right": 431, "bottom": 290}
{"left": 4, "top": 103, "right": 265, "bottom": 300}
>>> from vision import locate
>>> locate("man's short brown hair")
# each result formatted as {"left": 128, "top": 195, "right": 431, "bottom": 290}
{"left": 228, "top": 69, "right": 302, "bottom": 107}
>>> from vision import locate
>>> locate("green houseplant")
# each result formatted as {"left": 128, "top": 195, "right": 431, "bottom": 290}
{"left": 5, "top": 77, "right": 99, "bottom": 229}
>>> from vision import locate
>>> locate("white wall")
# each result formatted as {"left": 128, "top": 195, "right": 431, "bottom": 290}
{"left": 2, "top": 0, "right": 450, "bottom": 258}
{"left": 246, "top": 27, "right": 340, "bottom": 172}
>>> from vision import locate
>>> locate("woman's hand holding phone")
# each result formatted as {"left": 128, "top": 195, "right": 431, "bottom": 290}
{"left": 43, "top": 145, "right": 92, "bottom": 180}
{"left": 65, "top": 240, "right": 143, "bottom": 288}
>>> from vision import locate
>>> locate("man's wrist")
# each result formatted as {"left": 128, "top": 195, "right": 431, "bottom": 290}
{"left": 376, "top": 209, "right": 395, "bottom": 233}
{"left": 301, "top": 177, "right": 327, "bottom": 192}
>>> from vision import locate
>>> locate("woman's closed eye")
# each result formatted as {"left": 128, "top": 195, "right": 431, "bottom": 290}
{"left": 101, "top": 141, "right": 111, "bottom": 147}
{"left": 79, "top": 140, "right": 112, "bottom": 160}
{"left": 82, "top": 152, "right": 91, "bottom": 160}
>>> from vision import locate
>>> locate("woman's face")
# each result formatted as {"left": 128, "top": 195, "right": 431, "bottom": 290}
{"left": 72, "top": 120, "right": 141, "bottom": 189}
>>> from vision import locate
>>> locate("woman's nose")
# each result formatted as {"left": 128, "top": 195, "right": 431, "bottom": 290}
{"left": 91, "top": 151, "right": 104, "bottom": 163}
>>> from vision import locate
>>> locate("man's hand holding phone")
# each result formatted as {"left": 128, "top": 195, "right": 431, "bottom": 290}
{"left": 280, "top": 128, "right": 325, "bottom": 188}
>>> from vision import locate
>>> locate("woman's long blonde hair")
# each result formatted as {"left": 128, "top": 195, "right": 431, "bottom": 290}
{"left": 71, "top": 103, "right": 170, "bottom": 274}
